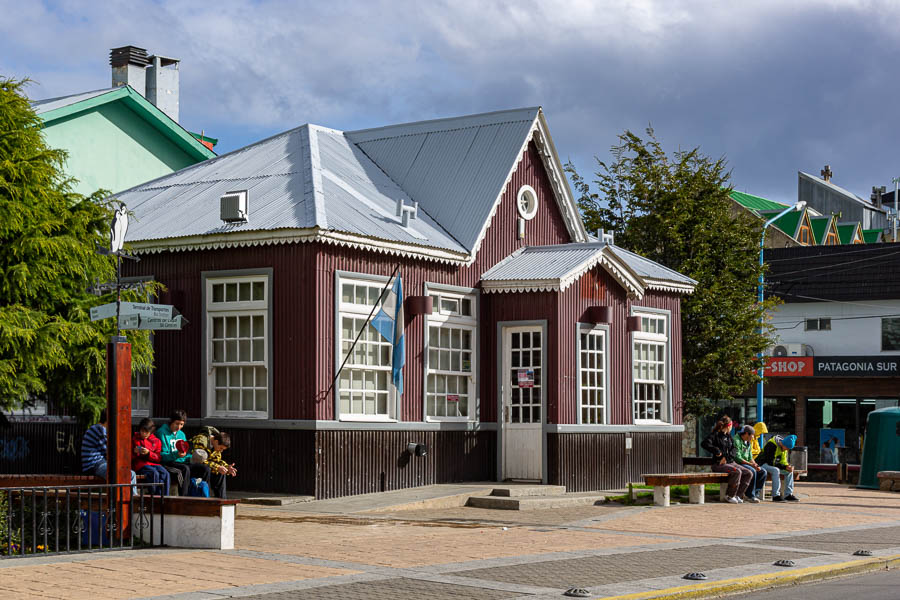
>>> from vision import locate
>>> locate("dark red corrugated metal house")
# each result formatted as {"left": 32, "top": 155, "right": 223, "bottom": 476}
{"left": 117, "top": 108, "right": 696, "bottom": 498}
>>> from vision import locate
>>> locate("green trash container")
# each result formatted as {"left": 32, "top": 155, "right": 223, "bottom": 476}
{"left": 858, "top": 407, "right": 900, "bottom": 489}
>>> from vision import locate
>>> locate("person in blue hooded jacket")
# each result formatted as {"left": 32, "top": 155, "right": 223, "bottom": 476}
{"left": 756, "top": 434, "right": 799, "bottom": 502}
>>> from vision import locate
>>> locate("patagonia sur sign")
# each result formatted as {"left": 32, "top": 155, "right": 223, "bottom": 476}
{"left": 765, "top": 356, "right": 900, "bottom": 377}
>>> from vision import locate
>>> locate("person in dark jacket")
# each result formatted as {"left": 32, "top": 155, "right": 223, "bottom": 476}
{"left": 701, "top": 415, "right": 753, "bottom": 503}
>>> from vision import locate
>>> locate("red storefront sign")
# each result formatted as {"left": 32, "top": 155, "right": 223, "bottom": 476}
{"left": 764, "top": 357, "right": 813, "bottom": 377}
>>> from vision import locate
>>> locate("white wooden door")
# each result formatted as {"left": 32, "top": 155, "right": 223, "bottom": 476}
{"left": 501, "top": 326, "right": 543, "bottom": 481}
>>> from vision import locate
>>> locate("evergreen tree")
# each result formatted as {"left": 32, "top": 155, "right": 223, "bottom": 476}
{"left": 0, "top": 78, "right": 153, "bottom": 419}
{"left": 567, "top": 128, "right": 777, "bottom": 417}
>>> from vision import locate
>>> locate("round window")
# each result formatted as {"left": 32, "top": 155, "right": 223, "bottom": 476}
{"left": 517, "top": 185, "right": 538, "bottom": 220}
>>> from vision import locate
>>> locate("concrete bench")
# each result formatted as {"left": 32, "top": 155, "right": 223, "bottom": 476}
{"left": 136, "top": 496, "right": 240, "bottom": 550}
{"left": 877, "top": 471, "right": 900, "bottom": 491}
{"left": 642, "top": 473, "right": 729, "bottom": 506}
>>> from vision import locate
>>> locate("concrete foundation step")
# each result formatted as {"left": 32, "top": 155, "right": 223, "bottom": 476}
{"left": 490, "top": 485, "right": 568, "bottom": 497}
{"left": 466, "top": 491, "right": 605, "bottom": 511}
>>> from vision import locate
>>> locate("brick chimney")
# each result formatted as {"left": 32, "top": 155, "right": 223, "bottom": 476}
{"left": 110, "top": 45, "right": 149, "bottom": 97}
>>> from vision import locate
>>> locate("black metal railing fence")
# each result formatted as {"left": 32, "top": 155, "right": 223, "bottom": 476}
{"left": 1, "top": 482, "right": 165, "bottom": 558}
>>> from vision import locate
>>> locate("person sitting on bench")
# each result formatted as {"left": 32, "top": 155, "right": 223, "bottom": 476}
{"left": 157, "top": 409, "right": 192, "bottom": 496}
{"left": 191, "top": 428, "right": 236, "bottom": 499}
{"left": 701, "top": 415, "right": 752, "bottom": 504}
{"left": 733, "top": 425, "right": 767, "bottom": 502}
{"left": 81, "top": 409, "right": 137, "bottom": 490}
{"left": 132, "top": 418, "right": 170, "bottom": 496}
{"left": 757, "top": 434, "right": 799, "bottom": 502}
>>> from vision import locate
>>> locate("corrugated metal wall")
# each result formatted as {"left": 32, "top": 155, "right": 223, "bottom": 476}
{"left": 124, "top": 243, "right": 318, "bottom": 420}
{"left": 220, "top": 428, "right": 316, "bottom": 495}
{"left": 0, "top": 421, "right": 83, "bottom": 475}
{"left": 547, "top": 431, "right": 683, "bottom": 491}
{"left": 314, "top": 430, "right": 496, "bottom": 499}
{"left": 314, "top": 141, "right": 571, "bottom": 422}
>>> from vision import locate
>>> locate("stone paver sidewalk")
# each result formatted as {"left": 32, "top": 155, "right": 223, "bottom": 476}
{"left": 3, "top": 482, "right": 900, "bottom": 599}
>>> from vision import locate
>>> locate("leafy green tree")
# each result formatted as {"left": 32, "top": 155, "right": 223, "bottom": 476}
{"left": 0, "top": 78, "right": 154, "bottom": 420}
{"left": 567, "top": 128, "right": 778, "bottom": 417}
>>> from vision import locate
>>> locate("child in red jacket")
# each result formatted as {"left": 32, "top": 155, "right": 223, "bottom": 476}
{"left": 132, "top": 418, "right": 170, "bottom": 495}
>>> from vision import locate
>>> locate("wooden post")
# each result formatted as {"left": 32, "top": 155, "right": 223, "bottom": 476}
{"left": 106, "top": 337, "right": 132, "bottom": 492}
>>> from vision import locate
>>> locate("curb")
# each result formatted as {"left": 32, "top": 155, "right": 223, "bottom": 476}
{"left": 593, "top": 554, "right": 900, "bottom": 599}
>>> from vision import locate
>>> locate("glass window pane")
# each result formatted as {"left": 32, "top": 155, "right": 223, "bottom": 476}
{"left": 215, "top": 369, "right": 227, "bottom": 387}
{"left": 228, "top": 389, "right": 240, "bottom": 411}
{"left": 212, "top": 284, "right": 224, "bottom": 303}
{"left": 461, "top": 298, "right": 472, "bottom": 316}
{"left": 252, "top": 281, "right": 265, "bottom": 301}
{"left": 255, "top": 389, "right": 267, "bottom": 412}
{"left": 213, "top": 317, "right": 224, "bottom": 339}
{"left": 225, "top": 340, "right": 237, "bottom": 362}
{"left": 252, "top": 339, "right": 264, "bottom": 362}
{"left": 213, "top": 341, "right": 224, "bottom": 363}
{"left": 226, "top": 283, "right": 238, "bottom": 302}
{"left": 242, "top": 389, "right": 254, "bottom": 411}
{"left": 256, "top": 366, "right": 267, "bottom": 387}
{"left": 239, "top": 282, "right": 251, "bottom": 302}
{"left": 225, "top": 317, "right": 237, "bottom": 338}
{"left": 355, "top": 286, "right": 367, "bottom": 305}
{"left": 253, "top": 315, "right": 265, "bottom": 337}
{"left": 216, "top": 389, "right": 227, "bottom": 411}
{"left": 342, "top": 284, "right": 353, "bottom": 303}
{"left": 239, "top": 316, "right": 251, "bottom": 338}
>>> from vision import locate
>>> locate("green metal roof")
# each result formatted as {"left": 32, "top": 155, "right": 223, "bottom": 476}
{"left": 862, "top": 229, "right": 882, "bottom": 244}
{"left": 730, "top": 190, "right": 789, "bottom": 213}
{"left": 757, "top": 208, "right": 804, "bottom": 238}
{"left": 809, "top": 216, "right": 831, "bottom": 245}
{"left": 36, "top": 86, "right": 216, "bottom": 162}
{"left": 837, "top": 222, "right": 861, "bottom": 244}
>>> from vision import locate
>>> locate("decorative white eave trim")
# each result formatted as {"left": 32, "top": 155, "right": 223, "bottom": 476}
{"left": 127, "top": 227, "right": 471, "bottom": 264}
{"left": 482, "top": 246, "right": 646, "bottom": 298}
{"left": 643, "top": 278, "right": 696, "bottom": 295}
{"left": 465, "top": 109, "right": 588, "bottom": 265}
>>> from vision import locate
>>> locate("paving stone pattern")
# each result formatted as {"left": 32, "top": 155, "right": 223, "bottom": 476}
{"left": 448, "top": 544, "right": 820, "bottom": 587}
{"left": 241, "top": 577, "right": 519, "bottom": 599}
{"left": 759, "top": 525, "right": 900, "bottom": 554}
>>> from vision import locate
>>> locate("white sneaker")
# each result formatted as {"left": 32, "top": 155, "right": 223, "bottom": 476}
{"left": 736, "top": 496, "right": 744, "bottom": 503}
{"left": 747, "top": 496, "right": 761, "bottom": 503}
{"left": 727, "top": 496, "right": 740, "bottom": 504}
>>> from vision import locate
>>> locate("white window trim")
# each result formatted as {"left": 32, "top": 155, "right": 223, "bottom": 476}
{"left": 423, "top": 283, "right": 479, "bottom": 423}
{"left": 516, "top": 184, "right": 539, "bottom": 220}
{"left": 630, "top": 308, "right": 672, "bottom": 425}
{"left": 576, "top": 323, "right": 609, "bottom": 425}
{"left": 334, "top": 271, "right": 401, "bottom": 422}
{"left": 204, "top": 272, "right": 272, "bottom": 419}
{"left": 131, "top": 370, "right": 152, "bottom": 417}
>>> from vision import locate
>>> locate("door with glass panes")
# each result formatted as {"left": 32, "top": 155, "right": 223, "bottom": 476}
{"left": 501, "top": 326, "right": 543, "bottom": 480}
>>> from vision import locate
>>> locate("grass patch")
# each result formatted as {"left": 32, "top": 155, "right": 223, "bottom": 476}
{"left": 604, "top": 483, "right": 722, "bottom": 505}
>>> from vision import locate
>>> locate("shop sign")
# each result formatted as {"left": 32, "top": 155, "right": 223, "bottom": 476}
{"left": 814, "top": 356, "right": 900, "bottom": 377}
{"left": 517, "top": 369, "right": 534, "bottom": 388}
{"left": 764, "top": 357, "right": 813, "bottom": 377}
{"left": 447, "top": 394, "right": 459, "bottom": 403}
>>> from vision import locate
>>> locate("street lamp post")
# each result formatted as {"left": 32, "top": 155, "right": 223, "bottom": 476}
{"left": 757, "top": 201, "right": 806, "bottom": 422}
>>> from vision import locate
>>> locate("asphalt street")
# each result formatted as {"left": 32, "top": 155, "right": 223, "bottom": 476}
{"left": 733, "top": 568, "right": 900, "bottom": 599}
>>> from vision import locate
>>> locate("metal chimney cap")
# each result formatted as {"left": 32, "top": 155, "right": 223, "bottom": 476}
{"left": 110, "top": 46, "right": 150, "bottom": 68}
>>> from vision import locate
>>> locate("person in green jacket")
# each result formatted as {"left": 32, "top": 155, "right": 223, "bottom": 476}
{"left": 157, "top": 409, "right": 192, "bottom": 496}
{"left": 733, "top": 425, "right": 768, "bottom": 502}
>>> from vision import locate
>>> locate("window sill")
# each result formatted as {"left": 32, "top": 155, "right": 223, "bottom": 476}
{"left": 208, "top": 412, "right": 269, "bottom": 419}
{"left": 425, "top": 417, "right": 475, "bottom": 423}
{"left": 339, "top": 415, "right": 397, "bottom": 423}
{"left": 633, "top": 419, "right": 672, "bottom": 426}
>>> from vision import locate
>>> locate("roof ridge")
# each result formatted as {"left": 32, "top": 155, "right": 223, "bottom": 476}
{"left": 345, "top": 107, "right": 540, "bottom": 142}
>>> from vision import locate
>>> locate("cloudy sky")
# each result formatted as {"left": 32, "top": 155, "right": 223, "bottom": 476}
{"left": 2, "top": 0, "right": 898, "bottom": 203}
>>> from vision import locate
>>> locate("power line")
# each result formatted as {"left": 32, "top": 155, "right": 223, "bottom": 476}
{"left": 765, "top": 244, "right": 899, "bottom": 263}
{"left": 767, "top": 249, "right": 900, "bottom": 278}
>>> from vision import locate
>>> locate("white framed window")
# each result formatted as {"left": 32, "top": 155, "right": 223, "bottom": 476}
{"left": 206, "top": 275, "right": 269, "bottom": 418}
{"left": 131, "top": 371, "right": 151, "bottom": 416}
{"left": 337, "top": 274, "right": 396, "bottom": 421}
{"left": 516, "top": 185, "right": 539, "bottom": 220}
{"left": 577, "top": 325, "right": 608, "bottom": 424}
{"left": 425, "top": 286, "right": 478, "bottom": 421}
{"left": 632, "top": 311, "right": 670, "bottom": 423}
{"left": 805, "top": 318, "right": 831, "bottom": 331}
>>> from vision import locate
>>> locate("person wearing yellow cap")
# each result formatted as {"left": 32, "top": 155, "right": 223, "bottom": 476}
{"left": 751, "top": 422, "right": 768, "bottom": 459}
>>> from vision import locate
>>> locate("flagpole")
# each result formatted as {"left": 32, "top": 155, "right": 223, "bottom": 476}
{"left": 325, "top": 263, "right": 400, "bottom": 401}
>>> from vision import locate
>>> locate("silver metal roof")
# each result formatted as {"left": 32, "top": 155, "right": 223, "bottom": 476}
{"left": 605, "top": 245, "right": 698, "bottom": 285}
{"left": 30, "top": 87, "right": 117, "bottom": 114}
{"left": 481, "top": 243, "right": 696, "bottom": 295}
{"left": 346, "top": 108, "right": 540, "bottom": 251}
{"left": 120, "top": 124, "right": 465, "bottom": 254}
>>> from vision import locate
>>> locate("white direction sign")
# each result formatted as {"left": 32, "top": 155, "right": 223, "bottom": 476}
{"left": 91, "top": 302, "right": 175, "bottom": 322}
{"left": 119, "top": 314, "right": 185, "bottom": 331}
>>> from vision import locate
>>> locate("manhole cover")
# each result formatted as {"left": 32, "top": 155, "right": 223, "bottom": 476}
{"left": 564, "top": 587, "right": 591, "bottom": 598}
{"left": 683, "top": 572, "right": 707, "bottom": 580}
{"left": 854, "top": 550, "right": 874, "bottom": 556}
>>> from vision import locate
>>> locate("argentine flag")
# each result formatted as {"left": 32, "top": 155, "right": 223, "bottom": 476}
{"left": 371, "top": 275, "right": 405, "bottom": 393}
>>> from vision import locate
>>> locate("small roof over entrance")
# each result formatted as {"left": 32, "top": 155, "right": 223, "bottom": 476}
{"left": 480, "top": 243, "right": 696, "bottom": 299}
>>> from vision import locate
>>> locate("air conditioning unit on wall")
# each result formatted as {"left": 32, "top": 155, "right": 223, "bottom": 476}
{"left": 769, "top": 343, "right": 813, "bottom": 357}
